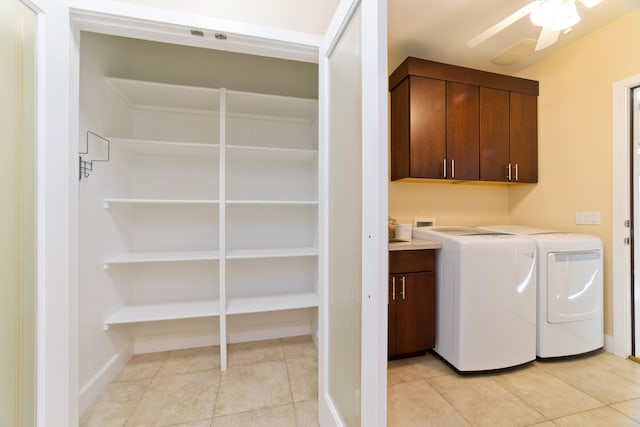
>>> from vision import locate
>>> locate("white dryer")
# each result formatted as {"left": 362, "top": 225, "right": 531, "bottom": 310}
{"left": 481, "top": 225, "right": 603, "bottom": 358}
{"left": 412, "top": 226, "right": 537, "bottom": 372}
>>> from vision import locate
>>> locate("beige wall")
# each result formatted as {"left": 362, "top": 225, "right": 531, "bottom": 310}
{"left": 388, "top": 182, "right": 510, "bottom": 227}
{"left": 389, "top": 9, "right": 640, "bottom": 336}
{"left": 512, "top": 9, "right": 640, "bottom": 336}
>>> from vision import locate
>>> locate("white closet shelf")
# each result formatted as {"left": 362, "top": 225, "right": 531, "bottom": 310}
{"left": 226, "top": 292, "right": 318, "bottom": 315}
{"left": 226, "top": 90, "right": 317, "bottom": 123}
{"left": 107, "top": 77, "right": 220, "bottom": 114}
{"left": 225, "top": 200, "right": 318, "bottom": 206}
{"left": 110, "top": 138, "right": 219, "bottom": 157}
{"left": 227, "top": 145, "right": 317, "bottom": 161}
{"left": 103, "top": 198, "right": 219, "bottom": 208}
{"left": 103, "top": 298, "right": 220, "bottom": 330}
{"left": 226, "top": 247, "right": 318, "bottom": 259}
{"left": 104, "top": 250, "right": 220, "bottom": 268}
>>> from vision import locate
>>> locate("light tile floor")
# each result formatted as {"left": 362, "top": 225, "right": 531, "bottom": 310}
{"left": 83, "top": 340, "right": 640, "bottom": 427}
{"left": 80, "top": 336, "right": 318, "bottom": 427}
{"left": 388, "top": 350, "right": 640, "bottom": 427}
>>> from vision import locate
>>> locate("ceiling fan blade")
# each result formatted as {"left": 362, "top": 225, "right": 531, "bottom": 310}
{"left": 535, "top": 22, "right": 560, "bottom": 51}
{"left": 467, "top": 1, "right": 542, "bottom": 48}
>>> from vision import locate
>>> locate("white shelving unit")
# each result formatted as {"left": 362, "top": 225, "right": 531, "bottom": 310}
{"left": 104, "top": 299, "right": 221, "bottom": 329}
{"left": 226, "top": 293, "right": 318, "bottom": 315}
{"left": 103, "top": 250, "right": 220, "bottom": 268}
{"left": 226, "top": 247, "right": 318, "bottom": 259}
{"left": 97, "top": 78, "right": 318, "bottom": 370}
{"left": 103, "top": 199, "right": 220, "bottom": 208}
{"left": 110, "top": 138, "right": 219, "bottom": 157}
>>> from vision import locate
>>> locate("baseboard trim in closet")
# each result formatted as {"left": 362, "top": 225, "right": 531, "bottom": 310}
{"left": 131, "top": 322, "right": 314, "bottom": 355}
{"left": 79, "top": 343, "right": 134, "bottom": 416}
{"left": 227, "top": 323, "right": 313, "bottom": 345}
{"left": 133, "top": 332, "right": 220, "bottom": 355}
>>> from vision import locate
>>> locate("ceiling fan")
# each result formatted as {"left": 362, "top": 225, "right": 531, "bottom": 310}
{"left": 467, "top": 0, "right": 602, "bottom": 52}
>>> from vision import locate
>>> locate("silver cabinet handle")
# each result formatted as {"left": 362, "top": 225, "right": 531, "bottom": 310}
{"left": 451, "top": 159, "right": 455, "bottom": 179}
{"left": 443, "top": 159, "right": 447, "bottom": 178}
{"left": 401, "top": 276, "right": 406, "bottom": 300}
{"left": 507, "top": 163, "right": 512, "bottom": 181}
{"left": 514, "top": 163, "right": 519, "bottom": 181}
{"left": 392, "top": 276, "right": 396, "bottom": 301}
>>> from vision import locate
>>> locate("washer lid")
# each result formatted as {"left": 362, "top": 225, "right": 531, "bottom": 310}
{"left": 430, "top": 227, "right": 508, "bottom": 236}
{"left": 481, "top": 225, "right": 557, "bottom": 235}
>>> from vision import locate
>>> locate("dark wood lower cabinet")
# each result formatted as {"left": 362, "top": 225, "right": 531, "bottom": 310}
{"left": 388, "top": 249, "right": 436, "bottom": 359}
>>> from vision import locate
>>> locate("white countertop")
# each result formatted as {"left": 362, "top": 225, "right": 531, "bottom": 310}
{"left": 389, "top": 238, "right": 441, "bottom": 251}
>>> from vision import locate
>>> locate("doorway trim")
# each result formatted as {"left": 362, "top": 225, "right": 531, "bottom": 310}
{"left": 612, "top": 73, "right": 640, "bottom": 357}
{"left": 69, "top": 1, "right": 321, "bottom": 63}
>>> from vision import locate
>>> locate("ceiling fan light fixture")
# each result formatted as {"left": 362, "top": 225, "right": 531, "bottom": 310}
{"left": 530, "top": 0, "right": 563, "bottom": 26}
{"left": 579, "top": 0, "right": 601, "bottom": 8}
{"left": 552, "top": 1, "right": 581, "bottom": 31}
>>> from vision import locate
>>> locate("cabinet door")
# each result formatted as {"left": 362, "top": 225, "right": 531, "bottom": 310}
{"left": 510, "top": 92, "right": 538, "bottom": 183}
{"left": 407, "top": 76, "right": 446, "bottom": 179}
{"left": 446, "top": 82, "right": 479, "bottom": 180}
{"left": 390, "top": 76, "right": 445, "bottom": 180}
{"left": 479, "top": 87, "right": 510, "bottom": 182}
{"left": 394, "top": 272, "right": 436, "bottom": 355}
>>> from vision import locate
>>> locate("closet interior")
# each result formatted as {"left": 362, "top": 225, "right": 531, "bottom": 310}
{"left": 78, "top": 31, "right": 319, "bottom": 409}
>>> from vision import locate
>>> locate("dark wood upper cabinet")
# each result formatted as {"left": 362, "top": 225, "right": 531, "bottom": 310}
{"left": 447, "top": 81, "right": 479, "bottom": 180}
{"left": 480, "top": 87, "right": 510, "bottom": 181}
{"left": 390, "top": 76, "right": 445, "bottom": 180}
{"left": 390, "top": 57, "right": 539, "bottom": 183}
{"left": 510, "top": 92, "right": 538, "bottom": 183}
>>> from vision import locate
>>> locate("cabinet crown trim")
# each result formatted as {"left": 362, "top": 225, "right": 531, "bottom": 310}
{"left": 389, "top": 57, "right": 539, "bottom": 96}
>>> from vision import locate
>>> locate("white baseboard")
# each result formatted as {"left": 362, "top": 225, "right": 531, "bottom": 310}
{"left": 604, "top": 334, "right": 615, "bottom": 353}
{"left": 134, "top": 331, "right": 220, "bottom": 354}
{"left": 228, "top": 323, "right": 311, "bottom": 344}
{"left": 79, "top": 343, "right": 133, "bottom": 416}
{"left": 133, "top": 321, "right": 314, "bottom": 354}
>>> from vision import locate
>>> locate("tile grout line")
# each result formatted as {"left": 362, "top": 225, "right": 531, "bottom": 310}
{"left": 280, "top": 338, "right": 301, "bottom": 426}
{"left": 606, "top": 403, "right": 640, "bottom": 424}
{"left": 211, "top": 347, "right": 226, "bottom": 421}
{"left": 533, "top": 362, "right": 618, "bottom": 407}
{"left": 422, "top": 374, "right": 476, "bottom": 427}
{"left": 123, "top": 350, "right": 170, "bottom": 426}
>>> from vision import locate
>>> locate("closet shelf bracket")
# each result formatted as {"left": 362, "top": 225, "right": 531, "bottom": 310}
{"left": 79, "top": 131, "right": 110, "bottom": 180}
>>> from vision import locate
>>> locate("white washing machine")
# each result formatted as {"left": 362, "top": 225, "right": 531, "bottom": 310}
{"left": 412, "top": 226, "right": 537, "bottom": 372}
{"left": 481, "top": 225, "right": 603, "bottom": 358}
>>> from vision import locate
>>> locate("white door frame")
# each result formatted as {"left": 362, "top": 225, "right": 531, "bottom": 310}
{"left": 69, "top": 0, "right": 321, "bottom": 62}
{"left": 358, "top": 0, "right": 388, "bottom": 423}
{"left": 25, "top": 0, "right": 77, "bottom": 426}
{"left": 611, "top": 74, "right": 640, "bottom": 358}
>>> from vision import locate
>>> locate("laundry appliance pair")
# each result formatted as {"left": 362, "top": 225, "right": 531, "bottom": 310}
{"left": 481, "top": 225, "right": 603, "bottom": 359}
{"left": 412, "top": 225, "right": 602, "bottom": 373}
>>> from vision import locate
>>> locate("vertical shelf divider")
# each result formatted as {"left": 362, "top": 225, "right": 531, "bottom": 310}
{"left": 219, "top": 88, "right": 228, "bottom": 371}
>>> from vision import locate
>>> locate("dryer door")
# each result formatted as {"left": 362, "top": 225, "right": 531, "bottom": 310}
{"left": 547, "top": 250, "right": 602, "bottom": 323}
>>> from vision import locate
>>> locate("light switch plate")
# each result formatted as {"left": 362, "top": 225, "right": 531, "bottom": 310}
{"left": 576, "top": 211, "right": 601, "bottom": 225}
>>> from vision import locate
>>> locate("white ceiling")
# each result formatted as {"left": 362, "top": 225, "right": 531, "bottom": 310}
{"left": 387, "top": 0, "right": 639, "bottom": 74}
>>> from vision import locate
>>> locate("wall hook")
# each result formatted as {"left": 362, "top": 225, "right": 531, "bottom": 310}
{"left": 79, "top": 131, "right": 110, "bottom": 180}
